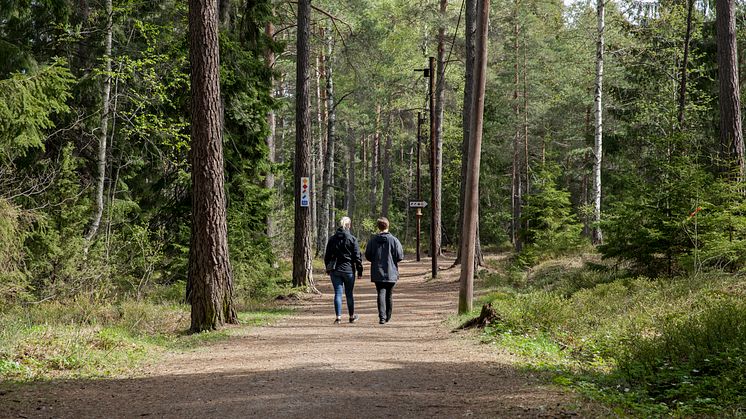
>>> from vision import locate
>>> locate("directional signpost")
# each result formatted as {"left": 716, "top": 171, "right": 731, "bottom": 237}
{"left": 409, "top": 201, "right": 428, "bottom": 208}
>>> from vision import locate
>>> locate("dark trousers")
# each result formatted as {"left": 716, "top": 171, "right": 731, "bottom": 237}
{"left": 374, "top": 282, "right": 395, "bottom": 322}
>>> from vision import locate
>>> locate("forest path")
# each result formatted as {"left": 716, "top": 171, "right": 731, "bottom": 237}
{"left": 1, "top": 256, "right": 603, "bottom": 418}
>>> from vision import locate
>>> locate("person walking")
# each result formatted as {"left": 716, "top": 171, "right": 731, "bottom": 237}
{"left": 365, "top": 217, "right": 404, "bottom": 325}
{"left": 324, "top": 216, "right": 363, "bottom": 324}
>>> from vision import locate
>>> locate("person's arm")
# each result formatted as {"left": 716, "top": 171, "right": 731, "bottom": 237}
{"left": 393, "top": 237, "right": 404, "bottom": 264}
{"left": 364, "top": 237, "right": 373, "bottom": 262}
{"left": 353, "top": 238, "right": 363, "bottom": 277}
{"left": 324, "top": 237, "right": 333, "bottom": 266}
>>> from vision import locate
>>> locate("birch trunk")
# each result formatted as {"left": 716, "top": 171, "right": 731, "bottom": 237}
{"left": 592, "top": 0, "right": 604, "bottom": 245}
{"left": 85, "top": 0, "right": 113, "bottom": 244}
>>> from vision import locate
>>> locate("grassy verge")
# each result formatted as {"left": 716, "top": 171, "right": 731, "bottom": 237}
{"left": 0, "top": 295, "right": 292, "bottom": 382}
{"left": 468, "top": 254, "right": 746, "bottom": 417}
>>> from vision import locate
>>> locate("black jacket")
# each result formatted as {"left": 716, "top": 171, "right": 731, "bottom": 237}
{"left": 324, "top": 228, "right": 364, "bottom": 276}
{"left": 365, "top": 232, "right": 404, "bottom": 283}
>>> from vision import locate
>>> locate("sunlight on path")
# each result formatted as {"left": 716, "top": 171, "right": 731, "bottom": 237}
{"left": 0, "top": 257, "right": 602, "bottom": 418}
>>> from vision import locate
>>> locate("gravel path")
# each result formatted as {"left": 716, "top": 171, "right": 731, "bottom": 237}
{"left": 0, "top": 257, "right": 604, "bottom": 418}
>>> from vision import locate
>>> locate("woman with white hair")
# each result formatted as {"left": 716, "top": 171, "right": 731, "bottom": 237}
{"left": 323, "top": 216, "right": 364, "bottom": 324}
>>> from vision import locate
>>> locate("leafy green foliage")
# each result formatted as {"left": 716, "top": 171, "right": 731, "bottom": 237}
{"left": 518, "top": 166, "right": 585, "bottom": 266}
{"left": 0, "top": 60, "right": 73, "bottom": 162}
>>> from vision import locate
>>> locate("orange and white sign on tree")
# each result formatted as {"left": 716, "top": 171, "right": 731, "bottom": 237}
{"left": 300, "top": 177, "right": 310, "bottom": 207}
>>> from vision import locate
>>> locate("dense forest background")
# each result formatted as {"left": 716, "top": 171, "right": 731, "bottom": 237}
{"left": 4, "top": 0, "right": 746, "bottom": 302}
{"left": 2, "top": 0, "right": 746, "bottom": 414}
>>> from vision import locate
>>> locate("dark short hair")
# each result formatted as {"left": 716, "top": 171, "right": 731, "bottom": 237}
{"left": 376, "top": 217, "right": 389, "bottom": 231}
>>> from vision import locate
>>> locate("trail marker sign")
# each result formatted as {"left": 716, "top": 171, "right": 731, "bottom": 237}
{"left": 409, "top": 201, "right": 428, "bottom": 208}
{"left": 300, "top": 177, "right": 310, "bottom": 207}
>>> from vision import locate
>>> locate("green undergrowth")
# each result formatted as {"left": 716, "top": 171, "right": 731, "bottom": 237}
{"left": 0, "top": 297, "right": 291, "bottom": 382}
{"left": 471, "top": 255, "right": 746, "bottom": 417}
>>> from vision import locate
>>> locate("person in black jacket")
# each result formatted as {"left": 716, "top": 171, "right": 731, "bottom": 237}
{"left": 324, "top": 216, "right": 364, "bottom": 324}
{"left": 365, "top": 217, "right": 404, "bottom": 325}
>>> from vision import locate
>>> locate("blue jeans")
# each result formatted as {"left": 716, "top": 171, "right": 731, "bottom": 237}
{"left": 331, "top": 272, "right": 355, "bottom": 317}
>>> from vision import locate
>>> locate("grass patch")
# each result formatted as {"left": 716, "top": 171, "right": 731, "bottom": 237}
{"left": 476, "top": 255, "right": 746, "bottom": 416}
{"left": 0, "top": 299, "right": 292, "bottom": 382}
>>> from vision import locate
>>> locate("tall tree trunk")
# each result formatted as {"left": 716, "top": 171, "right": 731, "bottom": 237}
{"left": 219, "top": 0, "right": 230, "bottom": 27}
{"left": 85, "top": 0, "right": 113, "bottom": 244}
{"left": 455, "top": 0, "right": 483, "bottom": 268}
{"left": 511, "top": 7, "right": 523, "bottom": 251}
{"left": 314, "top": 47, "right": 327, "bottom": 254}
{"left": 265, "top": 22, "right": 277, "bottom": 240}
{"left": 716, "top": 0, "right": 745, "bottom": 179}
{"left": 322, "top": 36, "right": 336, "bottom": 239}
{"left": 677, "top": 0, "right": 694, "bottom": 127}
{"left": 187, "top": 0, "right": 237, "bottom": 331}
{"left": 434, "top": 0, "right": 446, "bottom": 258}
{"left": 459, "top": 0, "right": 489, "bottom": 315}
{"left": 523, "top": 34, "right": 529, "bottom": 199}
{"left": 382, "top": 132, "right": 393, "bottom": 217}
{"left": 346, "top": 131, "right": 357, "bottom": 222}
{"left": 592, "top": 0, "right": 604, "bottom": 245}
{"left": 293, "top": 0, "right": 316, "bottom": 291}
{"left": 370, "top": 105, "right": 381, "bottom": 217}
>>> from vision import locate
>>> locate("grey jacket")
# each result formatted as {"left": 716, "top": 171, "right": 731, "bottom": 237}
{"left": 364, "top": 232, "right": 404, "bottom": 283}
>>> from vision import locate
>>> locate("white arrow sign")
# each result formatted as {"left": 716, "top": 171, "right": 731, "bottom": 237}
{"left": 409, "top": 201, "right": 428, "bottom": 208}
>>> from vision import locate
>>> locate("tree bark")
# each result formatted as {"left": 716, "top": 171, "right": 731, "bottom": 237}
{"left": 677, "top": 0, "right": 694, "bottom": 127}
{"left": 716, "top": 0, "right": 745, "bottom": 179}
{"left": 511, "top": 6, "right": 523, "bottom": 251}
{"left": 321, "top": 36, "right": 336, "bottom": 239}
{"left": 314, "top": 28, "right": 328, "bottom": 254}
{"left": 382, "top": 132, "right": 393, "bottom": 217}
{"left": 85, "top": 0, "right": 113, "bottom": 244}
{"left": 187, "top": 0, "right": 237, "bottom": 331}
{"left": 346, "top": 131, "right": 357, "bottom": 222}
{"left": 459, "top": 0, "right": 489, "bottom": 315}
{"left": 592, "top": 0, "right": 605, "bottom": 245}
{"left": 455, "top": 0, "right": 483, "bottom": 268}
{"left": 265, "top": 22, "right": 277, "bottom": 240}
{"left": 370, "top": 105, "right": 381, "bottom": 217}
{"left": 293, "top": 0, "right": 316, "bottom": 291}
{"left": 434, "top": 0, "right": 446, "bottom": 258}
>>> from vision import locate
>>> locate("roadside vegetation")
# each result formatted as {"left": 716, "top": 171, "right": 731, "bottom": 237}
{"left": 0, "top": 275, "right": 293, "bottom": 382}
{"left": 468, "top": 254, "right": 746, "bottom": 416}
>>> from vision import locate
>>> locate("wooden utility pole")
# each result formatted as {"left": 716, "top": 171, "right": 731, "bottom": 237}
{"left": 416, "top": 112, "right": 423, "bottom": 262}
{"left": 429, "top": 56, "right": 439, "bottom": 278}
{"left": 459, "top": 0, "right": 489, "bottom": 314}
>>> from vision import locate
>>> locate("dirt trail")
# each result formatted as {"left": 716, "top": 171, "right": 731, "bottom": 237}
{"left": 1, "top": 257, "right": 602, "bottom": 418}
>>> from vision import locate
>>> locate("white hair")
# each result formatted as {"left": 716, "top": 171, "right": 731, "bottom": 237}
{"left": 339, "top": 216, "right": 351, "bottom": 229}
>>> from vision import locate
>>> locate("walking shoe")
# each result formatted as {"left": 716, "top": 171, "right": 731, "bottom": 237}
{"left": 379, "top": 319, "right": 386, "bottom": 324}
{"left": 334, "top": 318, "right": 341, "bottom": 324}
{"left": 349, "top": 314, "right": 359, "bottom": 323}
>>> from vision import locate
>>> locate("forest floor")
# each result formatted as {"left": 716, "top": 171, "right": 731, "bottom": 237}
{"left": 0, "top": 255, "right": 607, "bottom": 418}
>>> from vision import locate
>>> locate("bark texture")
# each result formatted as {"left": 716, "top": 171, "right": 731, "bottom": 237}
{"left": 292, "top": 0, "right": 315, "bottom": 290}
{"left": 455, "top": 0, "right": 483, "bottom": 268}
{"left": 592, "top": 0, "right": 605, "bottom": 245}
{"left": 187, "top": 0, "right": 237, "bottom": 331}
{"left": 459, "top": 0, "right": 489, "bottom": 314}
{"left": 265, "top": 22, "right": 276, "bottom": 239}
{"left": 716, "top": 0, "right": 745, "bottom": 179}
{"left": 85, "top": 0, "right": 112, "bottom": 243}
